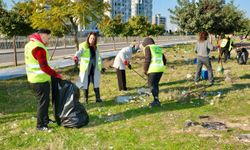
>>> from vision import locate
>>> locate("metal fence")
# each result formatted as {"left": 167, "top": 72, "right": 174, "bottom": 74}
{"left": 0, "top": 35, "right": 196, "bottom": 50}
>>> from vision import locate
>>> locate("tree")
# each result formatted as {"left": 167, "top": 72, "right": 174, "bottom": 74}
{"left": 17, "top": 0, "right": 109, "bottom": 49}
{"left": 0, "top": 4, "right": 34, "bottom": 66}
{"left": 148, "top": 24, "right": 165, "bottom": 37}
{"left": 98, "top": 15, "right": 123, "bottom": 50}
{"left": 120, "top": 22, "right": 134, "bottom": 44}
{"left": 169, "top": 0, "right": 247, "bottom": 35}
{"left": 128, "top": 16, "right": 151, "bottom": 37}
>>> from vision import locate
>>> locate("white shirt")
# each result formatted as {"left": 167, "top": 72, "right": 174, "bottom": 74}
{"left": 113, "top": 46, "right": 133, "bottom": 70}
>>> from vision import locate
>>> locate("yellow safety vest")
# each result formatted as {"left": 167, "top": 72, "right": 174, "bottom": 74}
{"left": 24, "top": 40, "right": 51, "bottom": 83}
{"left": 229, "top": 38, "right": 234, "bottom": 51}
{"left": 220, "top": 38, "right": 228, "bottom": 48}
{"left": 79, "top": 42, "right": 102, "bottom": 73}
{"left": 146, "top": 45, "right": 165, "bottom": 73}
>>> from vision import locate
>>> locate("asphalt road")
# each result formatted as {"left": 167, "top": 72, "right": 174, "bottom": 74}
{"left": 0, "top": 39, "right": 194, "bottom": 66}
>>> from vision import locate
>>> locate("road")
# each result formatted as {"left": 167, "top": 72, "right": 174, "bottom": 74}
{"left": 0, "top": 39, "right": 190, "bottom": 66}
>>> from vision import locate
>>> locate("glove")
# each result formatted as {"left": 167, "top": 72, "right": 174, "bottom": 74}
{"left": 55, "top": 74, "right": 62, "bottom": 79}
{"left": 101, "top": 68, "right": 106, "bottom": 74}
{"left": 123, "top": 60, "right": 128, "bottom": 65}
{"left": 73, "top": 56, "right": 78, "bottom": 63}
{"left": 128, "top": 64, "right": 132, "bottom": 70}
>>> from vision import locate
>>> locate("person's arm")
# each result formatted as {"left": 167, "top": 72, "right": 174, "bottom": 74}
{"left": 74, "top": 48, "right": 83, "bottom": 59}
{"left": 144, "top": 46, "right": 151, "bottom": 75}
{"left": 207, "top": 41, "right": 214, "bottom": 51}
{"left": 32, "top": 47, "right": 62, "bottom": 79}
{"left": 162, "top": 54, "right": 167, "bottom": 65}
{"left": 194, "top": 43, "right": 198, "bottom": 54}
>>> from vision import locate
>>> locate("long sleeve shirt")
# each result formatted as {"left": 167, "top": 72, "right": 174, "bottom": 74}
{"left": 194, "top": 40, "right": 214, "bottom": 57}
{"left": 32, "top": 47, "right": 60, "bottom": 78}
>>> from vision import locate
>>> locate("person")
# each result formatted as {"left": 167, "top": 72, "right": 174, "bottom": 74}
{"left": 24, "top": 29, "right": 62, "bottom": 131}
{"left": 219, "top": 33, "right": 234, "bottom": 63}
{"left": 141, "top": 37, "right": 166, "bottom": 107}
{"left": 113, "top": 41, "right": 138, "bottom": 91}
{"left": 73, "top": 32, "right": 105, "bottom": 104}
{"left": 194, "top": 31, "right": 215, "bottom": 86}
{"left": 227, "top": 33, "right": 235, "bottom": 59}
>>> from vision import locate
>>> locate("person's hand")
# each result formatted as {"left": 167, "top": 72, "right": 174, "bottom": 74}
{"left": 73, "top": 56, "right": 78, "bottom": 63}
{"left": 123, "top": 60, "right": 128, "bottom": 65}
{"left": 128, "top": 64, "right": 132, "bottom": 70}
{"left": 101, "top": 68, "right": 106, "bottom": 74}
{"left": 55, "top": 74, "right": 62, "bottom": 79}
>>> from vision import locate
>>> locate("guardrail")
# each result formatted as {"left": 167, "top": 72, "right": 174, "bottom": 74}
{"left": 0, "top": 35, "right": 196, "bottom": 49}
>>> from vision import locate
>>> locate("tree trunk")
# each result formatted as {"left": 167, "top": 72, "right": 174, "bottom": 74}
{"left": 50, "top": 37, "right": 59, "bottom": 61}
{"left": 113, "top": 37, "right": 116, "bottom": 51}
{"left": 13, "top": 36, "right": 17, "bottom": 66}
{"left": 63, "top": 36, "right": 67, "bottom": 48}
{"left": 74, "top": 33, "right": 79, "bottom": 50}
{"left": 245, "top": 31, "right": 249, "bottom": 39}
{"left": 126, "top": 36, "right": 128, "bottom": 44}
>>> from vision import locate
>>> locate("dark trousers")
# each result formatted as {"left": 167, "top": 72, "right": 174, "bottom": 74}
{"left": 116, "top": 69, "right": 127, "bottom": 91}
{"left": 30, "top": 81, "right": 50, "bottom": 128}
{"left": 220, "top": 48, "right": 230, "bottom": 62}
{"left": 84, "top": 65, "right": 101, "bottom": 100}
{"left": 148, "top": 72, "right": 163, "bottom": 101}
{"left": 194, "top": 56, "right": 214, "bottom": 83}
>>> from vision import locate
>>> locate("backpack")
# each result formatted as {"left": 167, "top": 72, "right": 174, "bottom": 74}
{"left": 52, "top": 79, "right": 89, "bottom": 128}
{"left": 237, "top": 48, "right": 249, "bottom": 65}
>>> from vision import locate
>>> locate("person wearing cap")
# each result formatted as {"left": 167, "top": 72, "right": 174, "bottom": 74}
{"left": 73, "top": 32, "right": 105, "bottom": 104}
{"left": 113, "top": 41, "right": 139, "bottom": 91}
{"left": 24, "top": 29, "right": 62, "bottom": 131}
{"left": 141, "top": 37, "right": 166, "bottom": 107}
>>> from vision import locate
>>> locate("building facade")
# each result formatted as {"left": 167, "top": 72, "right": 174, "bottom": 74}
{"left": 152, "top": 14, "right": 167, "bottom": 30}
{"left": 104, "top": 0, "right": 152, "bottom": 22}
{"left": 131, "top": 0, "right": 152, "bottom": 22}
{"left": 104, "top": 0, "right": 131, "bottom": 22}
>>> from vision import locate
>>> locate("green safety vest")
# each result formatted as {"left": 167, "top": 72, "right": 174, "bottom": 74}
{"left": 79, "top": 42, "right": 102, "bottom": 73}
{"left": 220, "top": 38, "right": 228, "bottom": 48}
{"left": 145, "top": 45, "right": 165, "bottom": 73}
{"left": 229, "top": 38, "right": 234, "bottom": 51}
{"left": 24, "top": 40, "right": 51, "bottom": 83}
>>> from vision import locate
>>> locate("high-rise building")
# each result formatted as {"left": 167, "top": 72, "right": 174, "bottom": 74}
{"left": 104, "top": 0, "right": 152, "bottom": 22}
{"left": 152, "top": 14, "right": 167, "bottom": 30}
{"left": 131, "top": 0, "right": 152, "bottom": 22}
{"left": 104, "top": 0, "right": 131, "bottom": 22}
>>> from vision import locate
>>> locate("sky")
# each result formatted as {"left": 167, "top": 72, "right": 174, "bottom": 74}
{"left": 153, "top": 0, "right": 250, "bottom": 30}
{"left": 3, "top": 0, "right": 250, "bottom": 30}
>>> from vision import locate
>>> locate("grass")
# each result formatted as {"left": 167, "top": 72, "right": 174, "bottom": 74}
{"left": 0, "top": 44, "right": 250, "bottom": 149}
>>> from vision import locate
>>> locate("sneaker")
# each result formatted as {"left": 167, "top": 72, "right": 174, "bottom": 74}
{"left": 149, "top": 100, "right": 161, "bottom": 107}
{"left": 37, "top": 126, "right": 51, "bottom": 132}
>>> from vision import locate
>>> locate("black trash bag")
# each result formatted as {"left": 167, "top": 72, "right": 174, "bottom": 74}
{"left": 237, "top": 48, "right": 249, "bottom": 65}
{"left": 52, "top": 78, "right": 89, "bottom": 128}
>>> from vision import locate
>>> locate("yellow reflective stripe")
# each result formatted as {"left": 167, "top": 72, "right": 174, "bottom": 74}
{"left": 27, "top": 70, "right": 45, "bottom": 74}
{"left": 26, "top": 64, "right": 40, "bottom": 68}
{"left": 149, "top": 64, "right": 164, "bottom": 67}
{"left": 151, "top": 58, "right": 162, "bottom": 61}
{"left": 81, "top": 58, "right": 90, "bottom": 61}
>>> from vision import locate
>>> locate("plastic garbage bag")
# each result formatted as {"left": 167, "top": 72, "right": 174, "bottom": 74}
{"left": 52, "top": 78, "right": 89, "bottom": 128}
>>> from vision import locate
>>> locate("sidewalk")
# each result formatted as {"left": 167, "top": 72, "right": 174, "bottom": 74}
{"left": 0, "top": 40, "right": 196, "bottom": 80}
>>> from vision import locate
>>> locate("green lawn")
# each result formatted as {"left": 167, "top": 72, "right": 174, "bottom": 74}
{"left": 0, "top": 44, "right": 250, "bottom": 149}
